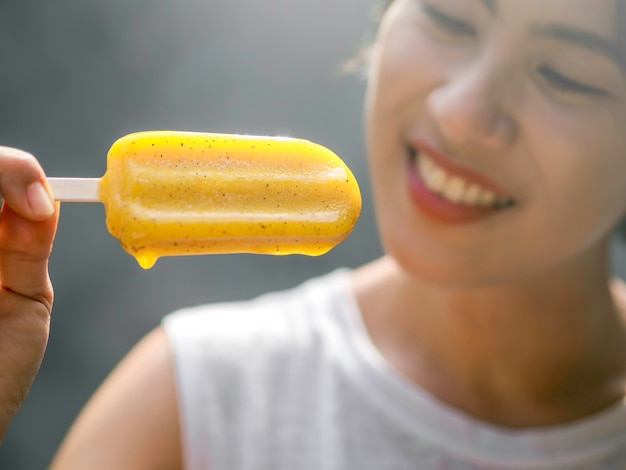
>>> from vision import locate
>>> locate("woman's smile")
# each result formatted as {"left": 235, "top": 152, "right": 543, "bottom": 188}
{"left": 406, "top": 139, "right": 516, "bottom": 224}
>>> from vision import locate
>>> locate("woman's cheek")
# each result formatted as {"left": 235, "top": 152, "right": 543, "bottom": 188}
{"left": 531, "top": 119, "right": 626, "bottom": 248}
{"left": 371, "top": 26, "right": 449, "bottom": 110}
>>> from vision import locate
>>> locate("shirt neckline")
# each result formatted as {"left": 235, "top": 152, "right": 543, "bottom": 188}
{"left": 326, "top": 269, "right": 626, "bottom": 468}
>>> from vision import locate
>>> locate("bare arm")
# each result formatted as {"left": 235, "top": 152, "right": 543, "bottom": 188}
{"left": 50, "top": 326, "right": 183, "bottom": 469}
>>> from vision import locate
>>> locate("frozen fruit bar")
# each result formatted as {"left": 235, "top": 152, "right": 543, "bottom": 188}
{"left": 47, "top": 131, "right": 361, "bottom": 268}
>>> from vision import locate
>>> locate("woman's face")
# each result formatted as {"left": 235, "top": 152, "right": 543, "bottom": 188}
{"left": 365, "top": 0, "right": 626, "bottom": 286}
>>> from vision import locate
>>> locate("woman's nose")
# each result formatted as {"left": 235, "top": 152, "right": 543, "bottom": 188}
{"left": 426, "top": 61, "right": 518, "bottom": 152}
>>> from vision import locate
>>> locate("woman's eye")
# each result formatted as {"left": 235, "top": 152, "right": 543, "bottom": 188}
{"left": 539, "top": 65, "right": 608, "bottom": 97}
{"left": 421, "top": 2, "right": 476, "bottom": 37}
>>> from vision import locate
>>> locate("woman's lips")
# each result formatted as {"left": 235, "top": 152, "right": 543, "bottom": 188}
{"left": 405, "top": 142, "right": 516, "bottom": 225}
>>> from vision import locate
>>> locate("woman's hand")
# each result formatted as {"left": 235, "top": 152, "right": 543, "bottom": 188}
{"left": 0, "top": 146, "right": 58, "bottom": 444}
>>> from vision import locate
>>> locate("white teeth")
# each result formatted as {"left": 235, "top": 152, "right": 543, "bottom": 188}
{"left": 442, "top": 177, "right": 466, "bottom": 203}
{"left": 463, "top": 184, "right": 482, "bottom": 206}
{"left": 415, "top": 153, "right": 512, "bottom": 208}
{"left": 419, "top": 157, "right": 448, "bottom": 194}
{"left": 479, "top": 189, "right": 496, "bottom": 206}
{"left": 430, "top": 165, "right": 447, "bottom": 191}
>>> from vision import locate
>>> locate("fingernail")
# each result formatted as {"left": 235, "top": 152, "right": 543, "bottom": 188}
{"left": 26, "top": 181, "right": 55, "bottom": 217}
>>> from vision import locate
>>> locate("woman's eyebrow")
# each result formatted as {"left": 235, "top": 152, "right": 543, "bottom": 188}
{"left": 532, "top": 23, "right": 623, "bottom": 67}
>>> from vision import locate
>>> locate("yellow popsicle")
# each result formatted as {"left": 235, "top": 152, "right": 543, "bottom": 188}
{"left": 48, "top": 130, "right": 361, "bottom": 268}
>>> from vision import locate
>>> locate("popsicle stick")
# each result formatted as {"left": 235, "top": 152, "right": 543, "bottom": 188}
{"left": 47, "top": 177, "right": 101, "bottom": 202}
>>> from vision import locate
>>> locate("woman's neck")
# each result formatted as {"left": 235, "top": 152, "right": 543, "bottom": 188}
{"left": 352, "top": 254, "right": 626, "bottom": 428}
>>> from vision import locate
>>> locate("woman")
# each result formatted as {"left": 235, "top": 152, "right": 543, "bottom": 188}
{"left": 5, "top": 0, "right": 626, "bottom": 468}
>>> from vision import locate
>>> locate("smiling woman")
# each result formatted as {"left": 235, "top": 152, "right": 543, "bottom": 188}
{"left": 6, "top": 0, "right": 626, "bottom": 469}
{"left": 366, "top": 0, "right": 626, "bottom": 285}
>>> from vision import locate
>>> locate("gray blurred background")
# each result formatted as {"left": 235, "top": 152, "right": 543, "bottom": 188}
{"left": 1, "top": 1, "right": 626, "bottom": 468}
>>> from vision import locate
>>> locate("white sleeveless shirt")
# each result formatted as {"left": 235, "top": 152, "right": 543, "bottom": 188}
{"left": 163, "top": 270, "right": 626, "bottom": 469}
